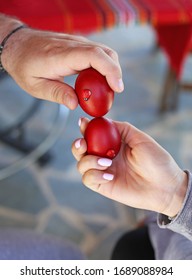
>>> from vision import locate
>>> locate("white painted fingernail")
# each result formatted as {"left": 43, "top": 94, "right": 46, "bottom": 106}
{"left": 103, "top": 173, "right": 114, "bottom": 181}
{"left": 75, "top": 139, "right": 81, "bottom": 149}
{"left": 78, "top": 118, "right": 82, "bottom": 127}
{"left": 98, "top": 158, "right": 112, "bottom": 167}
{"left": 118, "top": 78, "right": 124, "bottom": 91}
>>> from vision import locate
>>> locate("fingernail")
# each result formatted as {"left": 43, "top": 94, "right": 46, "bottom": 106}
{"left": 118, "top": 78, "right": 124, "bottom": 91}
{"left": 106, "top": 118, "right": 113, "bottom": 123}
{"left": 103, "top": 173, "right": 114, "bottom": 181}
{"left": 78, "top": 118, "right": 82, "bottom": 127}
{"left": 64, "top": 92, "right": 77, "bottom": 110}
{"left": 98, "top": 158, "right": 112, "bottom": 167}
{"left": 75, "top": 139, "right": 81, "bottom": 149}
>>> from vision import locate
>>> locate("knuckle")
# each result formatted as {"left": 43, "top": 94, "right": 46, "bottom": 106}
{"left": 77, "top": 35, "right": 89, "bottom": 42}
{"left": 89, "top": 46, "right": 103, "bottom": 56}
{"left": 82, "top": 173, "right": 88, "bottom": 186}
{"left": 77, "top": 161, "right": 84, "bottom": 175}
{"left": 106, "top": 48, "right": 118, "bottom": 59}
{"left": 82, "top": 171, "right": 96, "bottom": 189}
{"left": 50, "top": 85, "right": 63, "bottom": 103}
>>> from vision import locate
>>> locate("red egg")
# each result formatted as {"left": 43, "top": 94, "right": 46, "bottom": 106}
{"left": 75, "top": 68, "right": 114, "bottom": 117}
{"left": 84, "top": 117, "right": 121, "bottom": 159}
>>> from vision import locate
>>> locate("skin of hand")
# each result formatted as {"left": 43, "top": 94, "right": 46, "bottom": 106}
{"left": 1, "top": 27, "right": 124, "bottom": 109}
{"left": 72, "top": 118, "right": 188, "bottom": 218}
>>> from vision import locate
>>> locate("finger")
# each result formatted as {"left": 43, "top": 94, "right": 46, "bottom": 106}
{"left": 81, "top": 39, "right": 120, "bottom": 64}
{"left": 112, "top": 121, "right": 154, "bottom": 148}
{"left": 71, "top": 138, "right": 87, "bottom": 161}
{"left": 66, "top": 46, "right": 124, "bottom": 93}
{"left": 102, "top": 47, "right": 119, "bottom": 64}
{"left": 82, "top": 169, "right": 114, "bottom": 191}
{"left": 78, "top": 117, "right": 90, "bottom": 136}
{"left": 60, "top": 34, "right": 120, "bottom": 64}
{"left": 77, "top": 155, "right": 112, "bottom": 175}
{"left": 32, "top": 79, "right": 78, "bottom": 110}
{"left": 82, "top": 39, "right": 120, "bottom": 65}
{"left": 86, "top": 47, "right": 124, "bottom": 93}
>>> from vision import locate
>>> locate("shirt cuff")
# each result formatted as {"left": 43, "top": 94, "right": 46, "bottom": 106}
{"left": 157, "top": 170, "right": 192, "bottom": 240}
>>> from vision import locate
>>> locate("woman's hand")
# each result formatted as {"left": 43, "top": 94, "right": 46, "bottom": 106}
{"left": 2, "top": 27, "right": 123, "bottom": 109}
{"left": 72, "top": 118, "right": 188, "bottom": 217}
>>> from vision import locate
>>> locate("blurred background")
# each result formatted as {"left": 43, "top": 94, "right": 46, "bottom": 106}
{"left": 1, "top": 21, "right": 192, "bottom": 259}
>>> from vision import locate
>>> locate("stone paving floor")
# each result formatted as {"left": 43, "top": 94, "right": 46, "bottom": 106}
{"left": 1, "top": 24, "right": 192, "bottom": 259}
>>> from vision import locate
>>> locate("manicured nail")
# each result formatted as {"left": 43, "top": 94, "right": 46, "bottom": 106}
{"left": 68, "top": 94, "right": 77, "bottom": 110}
{"left": 106, "top": 118, "right": 113, "bottom": 122}
{"left": 64, "top": 92, "right": 76, "bottom": 110}
{"left": 103, "top": 173, "right": 114, "bottom": 181}
{"left": 118, "top": 78, "right": 124, "bottom": 91}
{"left": 75, "top": 139, "right": 81, "bottom": 149}
{"left": 78, "top": 118, "right": 82, "bottom": 127}
{"left": 98, "top": 158, "right": 112, "bottom": 167}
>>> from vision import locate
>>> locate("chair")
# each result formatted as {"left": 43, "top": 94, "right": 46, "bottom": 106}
{"left": 0, "top": 73, "right": 69, "bottom": 180}
{"left": 159, "top": 42, "right": 192, "bottom": 113}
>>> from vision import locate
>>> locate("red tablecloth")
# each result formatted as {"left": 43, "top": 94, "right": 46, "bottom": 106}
{"left": 1, "top": 0, "right": 192, "bottom": 78}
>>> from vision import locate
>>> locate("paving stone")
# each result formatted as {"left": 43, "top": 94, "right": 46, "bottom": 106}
{"left": 0, "top": 170, "right": 49, "bottom": 214}
{"left": 48, "top": 178, "right": 119, "bottom": 218}
{"left": 44, "top": 213, "right": 84, "bottom": 244}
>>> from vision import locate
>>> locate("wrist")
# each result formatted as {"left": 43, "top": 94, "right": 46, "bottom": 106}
{"left": 0, "top": 14, "right": 23, "bottom": 41}
{"left": 0, "top": 14, "right": 27, "bottom": 73}
{"left": 0, "top": 25, "right": 28, "bottom": 72}
{"left": 0, "top": 27, "right": 31, "bottom": 75}
{"left": 164, "top": 170, "right": 188, "bottom": 218}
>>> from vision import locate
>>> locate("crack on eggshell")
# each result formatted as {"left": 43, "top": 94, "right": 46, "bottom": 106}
{"left": 83, "top": 89, "right": 92, "bottom": 101}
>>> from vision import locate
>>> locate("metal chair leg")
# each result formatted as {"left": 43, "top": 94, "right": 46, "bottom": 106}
{"left": 159, "top": 67, "right": 179, "bottom": 113}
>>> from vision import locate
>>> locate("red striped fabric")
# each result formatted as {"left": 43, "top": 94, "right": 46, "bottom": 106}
{"left": 1, "top": 0, "right": 192, "bottom": 33}
{"left": 0, "top": 0, "right": 107, "bottom": 34}
{"left": 130, "top": 0, "right": 192, "bottom": 25}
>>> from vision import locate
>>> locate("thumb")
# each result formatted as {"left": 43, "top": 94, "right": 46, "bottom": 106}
{"left": 113, "top": 121, "right": 154, "bottom": 148}
{"left": 33, "top": 79, "right": 79, "bottom": 110}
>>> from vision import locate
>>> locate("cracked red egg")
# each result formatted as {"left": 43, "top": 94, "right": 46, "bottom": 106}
{"left": 75, "top": 68, "right": 114, "bottom": 117}
{"left": 84, "top": 117, "right": 121, "bottom": 159}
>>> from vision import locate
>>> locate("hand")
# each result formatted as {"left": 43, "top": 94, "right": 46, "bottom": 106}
{"left": 2, "top": 27, "right": 123, "bottom": 109}
{"left": 72, "top": 118, "right": 188, "bottom": 217}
